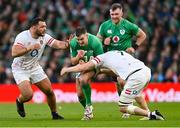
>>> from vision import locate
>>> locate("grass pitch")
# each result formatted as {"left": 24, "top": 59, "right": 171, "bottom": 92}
{"left": 0, "top": 102, "right": 179, "bottom": 127}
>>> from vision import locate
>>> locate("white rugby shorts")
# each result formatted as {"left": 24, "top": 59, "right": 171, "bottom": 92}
{"left": 118, "top": 67, "right": 151, "bottom": 106}
{"left": 12, "top": 66, "right": 47, "bottom": 85}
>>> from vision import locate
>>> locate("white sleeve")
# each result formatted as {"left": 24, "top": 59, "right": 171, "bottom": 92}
{"left": 45, "top": 34, "right": 55, "bottom": 47}
{"left": 14, "top": 33, "right": 26, "bottom": 48}
{"left": 91, "top": 55, "right": 103, "bottom": 68}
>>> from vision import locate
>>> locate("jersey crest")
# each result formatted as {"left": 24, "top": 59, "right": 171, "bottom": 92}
{"left": 120, "top": 29, "right": 125, "bottom": 35}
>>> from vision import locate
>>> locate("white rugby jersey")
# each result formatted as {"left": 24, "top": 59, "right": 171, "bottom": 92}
{"left": 91, "top": 51, "right": 147, "bottom": 80}
{"left": 12, "top": 30, "right": 55, "bottom": 70}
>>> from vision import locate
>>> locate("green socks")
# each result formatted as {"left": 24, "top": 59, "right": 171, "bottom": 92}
{"left": 82, "top": 83, "right": 92, "bottom": 106}
{"left": 79, "top": 98, "right": 86, "bottom": 108}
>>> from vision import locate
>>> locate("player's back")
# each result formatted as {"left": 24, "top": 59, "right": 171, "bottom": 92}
{"left": 97, "top": 51, "right": 146, "bottom": 80}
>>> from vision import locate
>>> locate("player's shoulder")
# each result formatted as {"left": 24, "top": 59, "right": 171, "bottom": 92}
{"left": 122, "top": 18, "right": 135, "bottom": 25}
{"left": 88, "top": 33, "right": 101, "bottom": 44}
{"left": 15, "top": 30, "right": 29, "bottom": 40}
{"left": 16, "top": 30, "right": 28, "bottom": 37}
{"left": 88, "top": 33, "right": 98, "bottom": 39}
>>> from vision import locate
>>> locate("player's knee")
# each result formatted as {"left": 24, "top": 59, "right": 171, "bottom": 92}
{"left": 44, "top": 89, "right": 54, "bottom": 96}
{"left": 79, "top": 77, "right": 88, "bottom": 85}
{"left": 77, "top": 94, "right": 85, "bottom": 100}
{"left": 23, "top": 92, "right": 33, "bottom": 101}
{"left": 119, "top": 105, "right": 137, "bottom": 114}
{"left": 119, "top": 106, "right": 128, "bottom": 113}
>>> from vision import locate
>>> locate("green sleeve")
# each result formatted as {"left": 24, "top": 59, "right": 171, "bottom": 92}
{"left": 93, "top": 38, "right": 104, "bottom": 56}
{"left": 128, "top": 21, "right": 139, "bottom": 35}
{"left": 70, "top": 39, "right": 78, "bottom": 57}
{"left": 97, "top": 22, "right": 105, "bottom": 37}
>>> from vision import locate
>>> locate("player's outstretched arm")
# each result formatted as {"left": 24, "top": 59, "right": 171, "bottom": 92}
{"left": 51, "top": 40, "right": 69, "bottom": 49}
{"left": 60, "top": 61, "right": 95, "bottom": 76}
{"left": 52, "top": 34, "right": 74, "bottom": 49}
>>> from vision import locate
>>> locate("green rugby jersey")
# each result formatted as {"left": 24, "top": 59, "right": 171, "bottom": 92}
{"left": 70, "top": 33, "right": 104, "bottom": 62}
{"left": 98, "top": 18, "right": 139, "bottom": 51}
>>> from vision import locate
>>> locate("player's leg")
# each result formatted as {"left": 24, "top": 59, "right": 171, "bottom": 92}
{"left": 135, "top": 95, "right": 149, "bottom": 111}
{"left": 16, "top": 80, "right": 33, "bottom": 117}
{"left": 76, "top": 74, "right": 86, "bottom": 108}
{"left": 79, "top": 71, "right": 95, "bottom": 106}
{"left": 17, "top": 80, "right": 33, "bottom": 103}
{"left": 119, "top": 68, "right": 164, "bottom": 120}
{"left": 135, "top": 95, "right": 150, "bottom": 120}
{"left": 12, "top": 69, "right": 33, "bottom": 118}
{"left": 117, "top": 76, "right": 151, "bottom": 119}
{"left": 35, "top": 78, "right": 64, "bottom": 119}
{"left": 79, "top": 71, "right": 95, "bottom": 120}
{"left": 31, "top": 67, "right": 64, "bottom": 119}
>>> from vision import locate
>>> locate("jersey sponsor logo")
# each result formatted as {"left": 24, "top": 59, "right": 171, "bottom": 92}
{"left": 120, "top": 29, "right": 125, "bottom": 35}
{"left": 107, "top": 29, "right": 112, "bottom": 34}
{"left": 112, "top": 36, "right": 119, "bottom": 43}
{"left": 30, "top": 49, "right": 38, "bottom": 57}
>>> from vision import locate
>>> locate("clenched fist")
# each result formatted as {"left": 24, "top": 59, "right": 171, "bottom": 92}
{"left": 27, "top": 43, "right": 41, "bottom": 51}
{"left": 60, "top": 67, "right": 68, "bottom": 76}
{"left": 77, "top": 50, "right": 86, "bottom": 58}
{"left": 104, "top": 37, "right": 111, "bottom": 45}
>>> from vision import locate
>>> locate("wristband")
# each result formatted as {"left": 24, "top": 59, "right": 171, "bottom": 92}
{"left": 132, "top": 43, "right": 139, "bottom": 50}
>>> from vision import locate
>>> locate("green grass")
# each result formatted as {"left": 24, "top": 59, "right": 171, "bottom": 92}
{"left": 0, "top": 102, "right": 179, "bottom": 127}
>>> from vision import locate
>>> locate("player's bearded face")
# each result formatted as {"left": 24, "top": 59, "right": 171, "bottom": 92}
{"left": 36, "top": 21, "right": 47, "bottom": 36}
{"left": 77, "top": 34, "right": 88, "bottom": 46}
{"left": 110, "top": 8, "right": 123, "bottom": 24}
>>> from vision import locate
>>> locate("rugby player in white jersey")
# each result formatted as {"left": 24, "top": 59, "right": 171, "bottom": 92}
{"left": 11, "top": 17, "right": 69, "bottom": 120}
{"left": 60, "top": 51, "right": 165, "bottom": 120}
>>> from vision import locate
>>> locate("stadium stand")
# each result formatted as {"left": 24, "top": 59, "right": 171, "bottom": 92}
{"left": 0, "top": 0, "right": 179, "bottom": 84}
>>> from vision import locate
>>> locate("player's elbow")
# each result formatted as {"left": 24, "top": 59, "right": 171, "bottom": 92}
{"left": 140, "top": 30, "right": 146, "bottom": 41}
{"left": 142, "top": 32, "right": 146, "bottom": 40}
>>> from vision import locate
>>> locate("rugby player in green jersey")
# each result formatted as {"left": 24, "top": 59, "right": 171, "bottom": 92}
{"left": 97, "top": 3, "right": 149, "bottom": 120}
{"left": 97, "top": 3, "right": 146, "bottom": 53}
{"left": 70, "top": 26, "right": 104, "bottom": 120}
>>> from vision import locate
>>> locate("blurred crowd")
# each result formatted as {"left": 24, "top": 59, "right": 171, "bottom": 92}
{"left": 0, "top": 0, "right": 179, "bottom": 84}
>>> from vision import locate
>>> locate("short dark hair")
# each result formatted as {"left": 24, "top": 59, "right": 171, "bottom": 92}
{"left": 30, "top": 17, "right": 45, "bottom": 27}
{"left": 110, "top": 3, "right": 123, "bottom": 11}
{"left": 75, "top": 26, "right": 87, "bottom": 37}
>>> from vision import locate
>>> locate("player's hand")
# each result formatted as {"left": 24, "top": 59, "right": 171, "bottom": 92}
{"left": 126, "top": 47, "right": 135, "bottom": 54}
{"left": 65, "top": 34, "right": 74, "bottom": 48}
{"left": 104, "top": 37, "right": 111, "bottom": 45}
{"left": 33, "top": 43, "right": 41, "bottom": 49}
{"left": 67, "top": 34, "right": 74, "bottom": 43}
{"left": 77, "top": 50, "right": 85, "bottom": 58}
{"left": 27, "top": 43, "right": 41, "bottom": 51}
{"left": 79, "top": 59, "right": 85, "bottom": 64}
{"left": 60, "top": 67, "right": 68, "bottom": 76}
